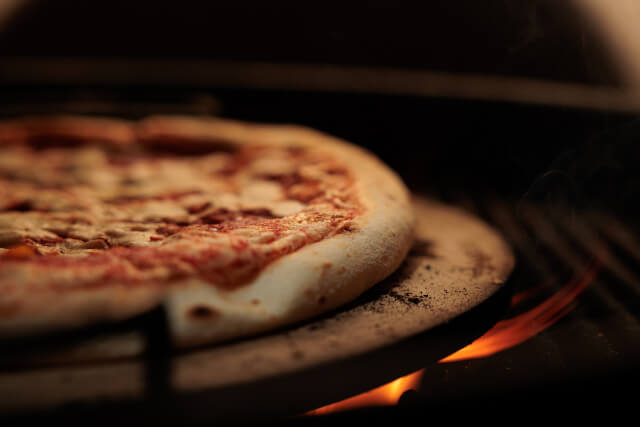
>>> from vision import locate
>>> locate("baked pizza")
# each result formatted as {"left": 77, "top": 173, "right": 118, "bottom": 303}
{"left": 0, "top": 115, "right": 414, "bottom": 348}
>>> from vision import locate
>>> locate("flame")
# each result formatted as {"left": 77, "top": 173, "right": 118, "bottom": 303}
{"left": 440, "top": 259, "right": 601, "bottom": 362}
{"left": 307, "top": 370, "right": 423, "bottom": 415}
{"left": 307, "top": 258, "right": 601, "bottom": 415}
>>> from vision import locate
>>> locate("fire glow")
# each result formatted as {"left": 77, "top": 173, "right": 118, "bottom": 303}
{"left": 308, "top": 258, "right": 602, "bottom": 415}
{"left": 307, "top": 370, "right": 423, "bottom": 415}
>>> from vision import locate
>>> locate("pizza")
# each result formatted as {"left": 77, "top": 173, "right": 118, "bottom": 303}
{"left": 0, "top": 115, "right": 414, "bottom": 348}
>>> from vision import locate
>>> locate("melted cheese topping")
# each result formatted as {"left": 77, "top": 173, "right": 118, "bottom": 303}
{"left": 0, "top": 139, "right": 361, "bottom": 294}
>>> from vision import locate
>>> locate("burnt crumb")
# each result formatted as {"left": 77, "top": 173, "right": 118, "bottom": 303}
{"left": 425, "top": 264, "right": 431, "bottom": 270}
{"left": 318, "top": 296, "right": 327, "bottom": 305}
{"left": 385, "top": 290, "right": 430, "bottom": 307}
{"left": 188, "top": 305, "right": 218, "bottom": 320}
{"left": 409, "top": 239, "right": 438, "bottom": 259}
{"left": 341, "top": 223, "right": 358, "bottom": 233}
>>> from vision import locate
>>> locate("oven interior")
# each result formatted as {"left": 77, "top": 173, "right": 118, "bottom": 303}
{"left": 1, "top": 1, "right": 640, "bottom": 424}
{"left": 1, "top": 84, "right": 639, "bottom": 424}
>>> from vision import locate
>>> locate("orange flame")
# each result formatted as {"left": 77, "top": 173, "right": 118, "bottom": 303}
{"left": 307, "top": 258, "right": 601, "bottom": 415}
{"left": 307, "top": 370, "right": 423, "bottom": 415}
{"left": 440, "top": 260, "right": 601, "bottom": 362}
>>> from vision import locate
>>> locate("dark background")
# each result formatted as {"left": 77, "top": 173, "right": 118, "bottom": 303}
{"left": 0, "top": 0, "right": 625, "bottom": 87}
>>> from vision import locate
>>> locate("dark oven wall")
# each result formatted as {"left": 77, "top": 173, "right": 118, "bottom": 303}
{"left": 0, "top": 0, "right": 626, "bottom": 87}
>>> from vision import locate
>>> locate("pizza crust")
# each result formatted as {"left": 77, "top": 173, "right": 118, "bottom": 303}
{"left": 162, "top": 122, "right": 414, "bottom": 347}
{"left": 0, "top": 116, "right": 414, "bottom": 348}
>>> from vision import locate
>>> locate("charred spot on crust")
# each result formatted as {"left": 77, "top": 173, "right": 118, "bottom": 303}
{"left": 188, "top": 305, "right": 219, "bottom": 320}
{"left": 318, "top": 296, "right": 327, "bottom": 304}
{"left": 341, "top": 223, "right": 358, "bottom": 233}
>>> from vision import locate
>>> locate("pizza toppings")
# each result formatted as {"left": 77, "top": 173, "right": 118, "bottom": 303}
{"left": 0, "top": 115, "right": 415, "bottom": 347}
{"left": 0, "top": 118, "right": 362, "bottom": 296}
